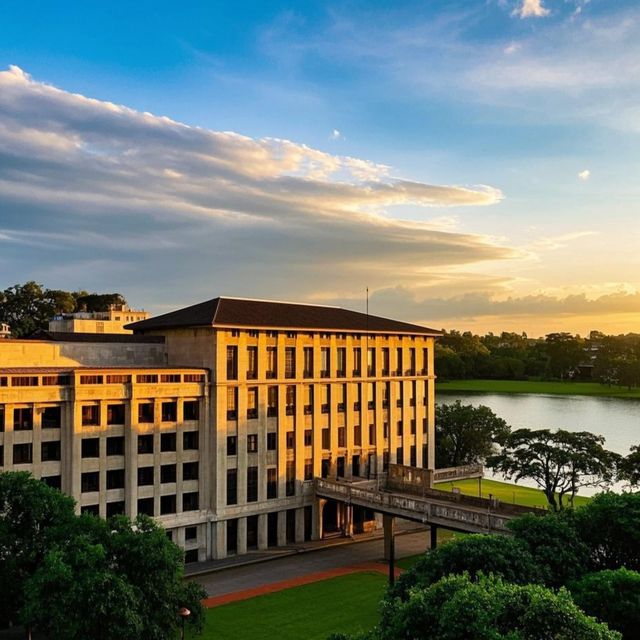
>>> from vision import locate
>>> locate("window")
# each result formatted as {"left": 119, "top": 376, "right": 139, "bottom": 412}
{"left": 354, "top": 383, "right": 362, "bottom": 411}
{"left": 183, "top": 492, "right": 199, "bottom": 511}
{"left": 81, "top": 504, "right": 99, "bottom": 516}
{"left": 42, "top": 375, "right": 71, "bottom": 386}
{"left": 285, "top": 385, "right": 295, "bottom": 415}
{"left": 80, "top": 375, "right": 103, "bottom": 385}
{"left": 138, "top": 435, "right": 154, "bottom": 454}
{"left": 138, "top": 402, "right": 154, "bottom": 424}
{"left": 227, "top": 387, "right": 238, "bottom": 420}
{"left": 41, "top": 441, "right": 61, "bottom": 461}
{"left": 397, "top": 420, "right": 403, "bottom": 436}
{"left": 183, "top": 400, "right": 199, "bottom": 421}
{"left": 106, "top": 436, "right": 124, "bottom": 456}
{"left": 304, "top": 429, "right": 312, "bottom": 446}
{"left": 107, "top": 469, "right": 125, "bottom": 490}
{"left": 136, "top": 374, "right": 158, "bottom": 384}
{"left": 226, "top": 346, "right": 238, "bottom": 380}
{"left": 422, "top": 348, "right": 429, "bottom": 375}
{"left": 161, "top": 374, "right": 181, "bottom": 383}
{"left": 337, "top": 456, "right": 345, "bottom": 478}
{"left": 407, "top": 348, "right": 416, "bottom": 375}
{"left": 81, "top": 471, "right": 99, "bottom": 492}
{"left": 396, "top": 348, "right": 403, "bottom": 375}
{"left": 383, "top": 422, "right": 389, "bottom": 439}
{"left": 247, "top": 346, "right": 258, "bottom": 379}
{"left": 247, "top": 387, "right": 258, "bottom": 419}
{"left": 382, "top": 382, "right": 390, "bottom": 408}
{"left": 321, "top": 384, "right": 330, "bottom": 413}
{"left": 247, "top": 466, "right": 258, "bottom": 502}
{"left": 266, "top": 385, "right": 278, "bottom": 417}
{"left": 369, "top": 423, "right": 376, "bottom": 445}
{"left": 411, "top": 419, "right": 416, "bottom": 435}
{"left": 338, "top": 427, "right": 346, "bottom": 448}
{"left": 81, "top": 405, "right": 99, "bottom": 427}
{"left": 226, "top": 469, "right": 237, "bottom": 505}
{"left": 266, "top": 330, "right": 278, "bottom": 338}
{"left": 303, "top": 385, "right": 313, "bottom": 414}
{"left": 320, "top": 347, "right": 330, "bottom": 377}
{"left": 248, "top": 329, "right": 259, "bottom": 338}
{"left": 397, "top": 381, "right": 404, "bottom": 407}
{"left": 106, "top": 374, "right": 131, "bottom": 384}
{"left": 106, "top": 501, "right": 125, "bottom": 517}
{"left": 185, "top": 526, "right": 198, "bottom": 541}
{"left": 267, "top": 432, "right": 277, "bottom": 451}
{"left": 382, "top": 348, "right": 390, "bottom": 375}
{"left": 42, "top": 406, "right": 61, "bottom": 429}
{"left": 161, "top": 401, "right": 177, "bottom": 422}
{"left": 396, "top": 447, "right": 404, "bottom": 465}
{"left": 138, "top": 466, "right": 154, "bottom": 485}
{"left": 183, "top": 431, "right": 199, "bottom": 450}
{"left": 304, "top": 459, "right": 313, "bottom": 481}
{"left": 227, "top": 435, "right": 237, "bottom": 456}
{"left": 303, "top": 347, "right": 313, "bottom": 377}
{"left": 266, "top": 347, "right": 277, "bottom": 378}
{"left": 354, "top": 424, "right": 362, "bottom": 446}
{"left": 183, "top": 461, "right": 199, "bottom": 481}
{"left": 267, "top": 467, "right": 277, "bottom": 499}
{"left": 286, "top": 331, "right": 296, "bottom": 339}
{"left": 353, "top": 347, "right": 362, "bottom": 376}
{"left": 12, "top": 376, "right": 38, "bottom": 387}
{"left": 367, "top": 348, "right": 376, "bottom": 376}
{"left": 42, "top": 475, "right": 61, "bottom": 489}
{"left": 161, "top": 463, "right": 177, "bottom": 483}
{"left": 160, "top": 495, "right": 176, "bottom": 515}
{"left": 368, "top": 383, "right": 375, "bottom": 409}
{"left": 81, "top": 438, "right": 100, "bottom": 458}
{"left": 286, "top": 431, "right": 294, "bottom": 449}
{"left": 247, "top": 434, "right": 258, "bottom": 453}
{"left": 337, "top": 347, "right": 346, "bottom": 377}
{"left": 227, "top": 519, "right": 238, "bottom": 553}
{"left": 410, "top": 445, "right": 417, "bottom": 467}
{"left": 13, "top": 443, "right": 32, "bottom": 465}
{"left": 14, "top": 407, "right": 33, "bottom": 430}
{"left": 161, "top": 433, "right": 176, "bottom": 452}
{"left": 337, "top": 384, "right": 346, "bottom": 412}
{"left": 138, "top": 497, "right": 154, "bottom": 516}
{"left": 286, "top": 460, "right": 295, "bottom": 496}
{"left": 107, "top": 404, "right": 125, "bottom": 425}
{"left": 322, "top": 428, "right": 330, "bottom": 450}
{"left": 285, "top": 347, "right": 296, "bottom": 379}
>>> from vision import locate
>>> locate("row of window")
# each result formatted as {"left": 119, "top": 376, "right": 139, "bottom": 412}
{"left": 0, "top": 373, "right": 205, "bottom": 388}
{"left": 80, "top": 492, "right": 199, "bottom": 517}
{"left": 80, "top": 461, "right": 198, "bottom": 492}
{"left": 227, "top": 345, "right": 429, "bottom": 380}
{"left": 80, "top": 431, "right": 199, "bottom": 458}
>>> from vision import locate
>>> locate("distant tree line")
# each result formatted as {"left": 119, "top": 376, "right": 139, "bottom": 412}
{"left": 0, "top": 281, "right": 127, "bottom": 337}
{"left": 436, "top": 329, "right": 640, "bottom": 387}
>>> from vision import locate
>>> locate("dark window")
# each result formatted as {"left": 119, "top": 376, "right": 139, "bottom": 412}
{"left": 247, "top": 514, "right": 259, "bottom": 549}
{"left": 337, "top": 347, "right": 346, "bottom": 377}
{"left": 14, "top": 407, "right": 33, "bottom": 430}
{"left": 138, "top": 402, "right": 154, "bottom": 423}
{"left": 41, "top": 441, "right": 61, "bottom": 461}
{"left": 138, "top": 434, "right": 154, "bottom": 454}
{"left": 160, "top": 374, "right": 181, "bottom": 383}
{"left": 267, "top": 386, "right": 278, "bottom": 417}
{"left": 161, "top": 464, "right": 177, "bottom": 483}
{"left": 285, "top": 385, "right": 295, "bottom": 415}
{"left": 227, "top": 387, "right": 238, "bottom": 420}
{"left": 397, "top": 421, "right": 403, "bottom": 436}
{"left": 247, "top": 434, "right": 258, "bottom": 453}
{"left": 338, "top": 427, "right": 346, "bottom": 448}
{"left": 411, "top": 419, "right": 416, "bottom": 435}
{"left": 247, "top": 466, "right": 258, "bottom": 502}
{"left": 107, "top": 404, "right": 125, "bottom": 425}
{"left": 81, "top": 504, "right": 99, "bottom": 516}
{"left": 80, "top": 375, "right": 103, "bottom": 385}
{"left": 183, "top": 400, "right": 199, "bottom": 421}
{"left": 81, "top": 405, "right": 100, "bottom": 427}
{"left": 138, "top": 497, "right": 154, "bottom": 516}
{"left": 337, "top": 456, "right": 345, "bottom": 478}
{"left": 161, "top": 433, "right": 176, "bottom": 452}
{"left": 0, "top": 406, "right": 4, "bottom": 432}
{"left": 107, "top": 436, "right": 125, "bottom": 456}
{"left": 138, "top": 466, "right": 154, "bottom": 485}
{"left": 226, "top": 346, "right": 238, "bottom": 380}
{"left": 227, "top": 435, "right": 237, "bottom": 456}
{"left": 136, "top": 374, "right": 158, "bottom": 384}
{"left": 286, "top": 431, "right": 294, "bottom": 449}
{"left": 227, "top": 469, "right": 237, "bottom": 505}
{"left": 285, "top": 347, "right": 296, "bottom": 378}
{"left": 267, "top": 467, "right": 277, "bottom": 499}
{"left": 354, "top": 425, "right": 362, "bottom": 446}
{"left": 185, "top": 526, "right": 198, "bottom": 541}
{"left": 303, "top": 347, "right": 313, "bottom": 377}
{"left": 396, "top": 446, "right": 404, "bottom": 465}
{"left": 304, "top": 458, "right": 313, "bottom": 481}
{"left": 161, "top": 402, "right": 177, "bottom": 422}
{"left": 82, "top": 438, "right": 100, "bottom": 458}
{"left": 107, "top": 469, "right": 125, "bottom": 490}
{"left": 183, "top": 492, "right": 199, "bottom": 511}
{"left": 266, "top": 347, "right": 277, "bottom": 379}
{"left": 160, "top": 494, "right": 176, "bottom": 515}
{"left": 12, "top": 376, "right": 38, "bottom": 387}
{"left": 247, "top": 346, "right": 258, "bottom": 379}
{"left": 321, "top": 459, "right": 330, "bottom": 478}
{"left": 183, "top": 461, "right": 199, "bottom": 481}
{"left": 410, "top": 445, "right": 417, "bottom": 467}
{"left": 304, "top": 429, "right": 312, "bottom": 446}
{"left": 247, "top": 387, "right": 258, "bottom": 419}
{"left": 183, "top": 431, "right": 199, "bottom": 450}
{"left": 322, "top": 428, "right": 330, "bottom": 450}
{"left": 267, "top": 432, "right": 277, "bottom": 450}
{"left": 13, "top": 443, "right": 32, "bottom": 464}
{"left": 42, "top": 406, "right": 61, "bottom": 429}
{"left": 42, "top": 475, "right": 61, "bottom": 489}
{"left": 370, "top": 423, "right": 377, "bottom": 445}
{"left": 227, "top": 519, "right": 238, "bottom": 553}
{"left": 81, "top": 471, "right": 99, "bottom": 492}
{"left": 352, "top": 455, "right": 360, "bottom": 477}
{"left": 320, "top": 347, "right": 330, "bottom": 377}
{"left": 286, "top": 460, "right": 295, "bottom": 496}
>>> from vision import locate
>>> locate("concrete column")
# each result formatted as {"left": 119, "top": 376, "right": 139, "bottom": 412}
{"left": 277, "top": 510, "right": 287, "bottom": 546}
{"left": 257, "top": 513, "right": 268, "bottom": 550}
{"left": 295, "top": 507, "right": 305, "bottom": 543}
{"left": 237, "top": 517, "right": 248, "bottom": 555}
{"left": 311, "top": 500, "right": 321, "bottom": 541}
{"left": 383, "top": 514, "right": 395, "bottom": 561}
{"left": 213, "top": 521, "right": 227, "bottom": 559}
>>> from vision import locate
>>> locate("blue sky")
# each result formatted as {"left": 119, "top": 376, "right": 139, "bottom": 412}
{"left": 1, "top": 0, "right": 639, "bottom": 335}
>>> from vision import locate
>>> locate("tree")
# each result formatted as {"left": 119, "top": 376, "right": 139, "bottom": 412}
{"left": 619, "top": 445, "right": 640, "bottom": 486}
{"left": 488, "top": 429, "right": 620, "bottom": 511}
{"left": 74, "top": 292, "right": 126, "bottom": 312}
{"left": 0, "top": 471, "right": 77, "bottom": 627}
{"left": 544, "top": 332, "right": 585, "bottom": 380}
{"left": 389, "top": 534, "right": 542, "bottom": 602}
{"left": 569, "top": 569, "right": 640, "bottom": 639}
{"left": 335, "top": 574, "right": 621, "bottom": 640}
{"left": 573, "top": 492, "right": 640, "bottom": 572}
{"left": 435, "top": 401, "right": 510, "bottom": 468}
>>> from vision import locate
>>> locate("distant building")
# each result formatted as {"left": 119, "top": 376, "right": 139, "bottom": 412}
{"left": 0, "top": 323, "right": 11, "bottom": 339}
{"left": 48, "top": 304, "right": 149, "bottom": 334}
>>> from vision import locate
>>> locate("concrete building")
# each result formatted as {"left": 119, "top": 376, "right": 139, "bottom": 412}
{"left": 48, "top": 304, "right": 149, "bottom": 334}
{"left": 0, "top": 323, "right": 10, "bottom": 339}
{"left": 0, "top": 297, "right": 440, "bottom": 561}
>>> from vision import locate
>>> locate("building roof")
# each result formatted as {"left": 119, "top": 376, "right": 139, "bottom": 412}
{"left": 127, "top": 297, "right": 441, "bottom": 336}
{"left": 26, "top": 330, "right": 165, "bottom": 344}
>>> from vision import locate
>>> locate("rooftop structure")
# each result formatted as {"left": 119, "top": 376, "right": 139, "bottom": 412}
{"left": 49, "top": 304, "right": 149, "bottom": 335}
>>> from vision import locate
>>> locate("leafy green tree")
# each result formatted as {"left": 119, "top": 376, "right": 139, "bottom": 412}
{"left": 619, "top": 445, "right": 640, "bottom": 486}
{"left": 435, "top": 401, "right": 510, "bottom": 468}
{"left": 74, "top": 292, "right": 127, "bottom": 312}
{"left": 336, "top": 574, "right": 621, "bottom": 640}
{"left": 389, "top": 534, "right": 542, "bottom": 601}
{"left": 488, "top": 429, "right": 620, "bottom": 510}
{"left": 0, "top": 471, "right": 76, "bottom": 627}
{"left": 569, "top": 569, "right": 640, "bottom": 639}
{"left": 573, "top": 492, "right": 640, "bottom": 571}
{"left": 433, "top": 344, "right": 466, "bottom": 380}
{"left": 544, "top": 332, "right": 585, "bottom": 380}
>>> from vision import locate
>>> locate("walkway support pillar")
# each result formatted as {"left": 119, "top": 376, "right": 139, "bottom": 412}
{"left": 383, "top": 514, "right": 396, "bottom": 585}
{"left": 430, "top": 524, "right": 438, "bottom": 550}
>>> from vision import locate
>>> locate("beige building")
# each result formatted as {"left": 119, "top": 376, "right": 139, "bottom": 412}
{"left": 0, "top": 324, "right": 10, "bottom": 339}
{"left": 48, "top": 304, "right": 149, "bottom": 334}
{"left": 0, "top": 297, "right": 439, "bottom": 561}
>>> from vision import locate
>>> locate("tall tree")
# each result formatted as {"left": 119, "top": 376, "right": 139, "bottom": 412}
{"left": 544, "top": 332, "right": 585, "bottom": 380}
{"left": 488, "top": 429, "right": 620, "bottom": 510}
{"left": 435, "top": 401, "right": 510, "bottom": 468}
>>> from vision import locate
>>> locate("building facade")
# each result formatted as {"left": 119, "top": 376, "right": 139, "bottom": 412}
{"left": 49, "top": 304, "right": 149, "bottom": 334}
{"left": 0, "top": 297, "right": 439, "bottom": 561}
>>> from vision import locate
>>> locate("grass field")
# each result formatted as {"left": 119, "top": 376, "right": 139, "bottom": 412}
{"left": 436, "top": 379, "right": 640, "bottom": 399}
{"left": 191, "top": 572, "right": 386, "bottom": 640}
{"left": 435, "top": 477, "right": 590, "bottom": 508}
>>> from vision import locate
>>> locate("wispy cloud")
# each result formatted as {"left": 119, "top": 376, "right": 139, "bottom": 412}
{"left": 514, "top": 0, "right": 550, "bottom": 19}
{"left": 578, "top": 169, "right": 591, "bottom": 181}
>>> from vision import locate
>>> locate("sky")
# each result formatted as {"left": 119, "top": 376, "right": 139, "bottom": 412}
{"left": 1, "top": 0, "right": 639, "bottom": 337}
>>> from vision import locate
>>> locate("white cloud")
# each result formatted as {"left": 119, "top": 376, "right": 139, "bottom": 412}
{"left": 504, "top": 42, "right": 521, "bottom": 55}
{"left": 329, "top": 129, "right": 343, "bottom": 140}
{"left": 514, "top": 0, "right": 550, "bottom": 19}
{"left": 578, "top": 169, "right": 591, "bottom": 181}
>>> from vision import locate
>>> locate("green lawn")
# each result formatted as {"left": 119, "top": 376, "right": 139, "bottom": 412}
{"left": 191, "top": 572, "right": 386, "bottom": 640}
{"left": 436, "top": 379, "right": 640, "bottom": 399}
{"left": 434, "top": 477, "right": 589, "bottom": 508}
